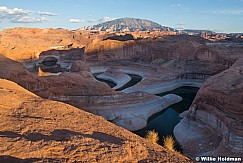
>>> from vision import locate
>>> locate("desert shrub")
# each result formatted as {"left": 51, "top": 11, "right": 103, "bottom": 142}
{"left": 145, "top": 130, "right": 159, "bottom": 144}
{"left": 163, "top": 135, "right": 175, "bottom": 151}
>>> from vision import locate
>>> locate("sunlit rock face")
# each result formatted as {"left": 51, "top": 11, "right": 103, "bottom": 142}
{"left": 0, "top": 79, "right": 191, "bottom": 162}
{"left": 35, "top": 48, "right": 85, "bottom": 76}
{"left": 0, "top": 52, "right": 183, "bottom": 132}
{"left": 0, "top": 27, "right": 243, "bottom": 158}
{"left": 0, "top": 28, "right": 98, "bottom": 61}
{"left": 84, "top": 35, "right": 235, "bottom": 73}
{"left": 174, "top": 58, "right": 243, "bottom": 157}
{"left": 0, "top": 54, "right": 115, "bottom": 99}
{"left": 85, "top": 32, "right": 243, "bottom": 156}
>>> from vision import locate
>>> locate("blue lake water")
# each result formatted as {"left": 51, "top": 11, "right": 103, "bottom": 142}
{"left": 93, "top": 73, "right": 117, "bottom": 88}
{"left": 93, "top": 73, "right": 142, "bottom": 91}
{"left": 93, "top": 72, "right": 199, "bottom": 150}
{"left": 134, "top": 86, "right": 199, "bottom": 150}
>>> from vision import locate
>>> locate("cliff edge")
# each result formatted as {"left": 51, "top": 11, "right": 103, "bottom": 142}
{"left": 0, "top": 79, "right": 191, "bottom": 162}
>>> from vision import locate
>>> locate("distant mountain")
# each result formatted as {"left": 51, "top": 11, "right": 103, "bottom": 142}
{"left": 80, "top": 17, "right": 175, "bottom": 32}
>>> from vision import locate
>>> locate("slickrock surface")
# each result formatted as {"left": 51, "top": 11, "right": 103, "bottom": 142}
{"left": 85, "top": 33, "right": 243, "bottom": 158}
{"left": 96, "top": 68, "right": 131, "bottom": 90}
{"left": 174, "top": 58, "right": 243, "bottom": 157}
{"left": 0, "top": 27, "right": 176, "bottom": 61}
{"left": 0, "top": 54, "right": 183, "bottom": 131}
{"left": 0, "top": 79, "right": 191, "bottom": 162}
{"left": 0, "top": 54, "right": 115, "bottom": 99}
{"left": 64, "top": 93, "right": 182, "bottom": 131}
{"left": 85, "top": 34, "right": 237, "bottom": 73}
{"left": 1, "top": 27, "right": 243, "bottom": 159}
{"left": 0, "top": 28, "right": 104, "bottom": 61}
{"left": 123, "top": 79, "right": 203, "bottom": 94}
{"left": 89, "top": 62, "right": 207, "bottom": 95}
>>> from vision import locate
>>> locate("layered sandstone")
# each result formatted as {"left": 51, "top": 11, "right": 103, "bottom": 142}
{"left": 51, "top": 92, "right": 182, "bottom": 131}
{"left": 89, "top": 62, "right": 207, "bottom": 95}
{"left": 1, "top": 27, "right": 243, "bottom": 159}
{"left": 0, "top": 54, "right": 115, "bottom": 99}
{"left": 85, "top": 35, "right": 236, "bottom": 76}
{"left": 174, "top": 58, "right": 243, "bottom": 157}
{"left": 84, "top": 32, "right": 243, "bottom": 158}
{"left": 96, "top": 68, "right": 131, "bottom": 90}
{"left": 0, "top": 79, "right": 191, "bottom": 162}
{"left": 0, "top": 54, "right": 185, "bottom": 131}
{"left": 0, "top": 28, "right": 102, "bottom": 61}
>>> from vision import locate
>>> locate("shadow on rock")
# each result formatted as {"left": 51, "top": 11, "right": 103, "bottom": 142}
{"left": 0, "top": 129, "right": 81, "bottom": 142}
{"left": 0, "top": 130, "right": 125, "bottom": 145}
{"left": 89, "top": 131, "right": 124, "bottom": 145}
{"left": 0, "top": 155, "right": 62, "bottom": 163}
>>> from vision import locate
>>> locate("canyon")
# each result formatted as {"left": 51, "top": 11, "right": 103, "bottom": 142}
{"left": 0, "top": 26, "right": 242, "bottom": 161}
{"left": 0, "top": 79, "right": 191, "bottom": 162}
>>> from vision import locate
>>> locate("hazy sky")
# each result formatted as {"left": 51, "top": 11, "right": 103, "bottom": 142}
{"left": 1, "top": 0, "right": 243, "bottom": 33}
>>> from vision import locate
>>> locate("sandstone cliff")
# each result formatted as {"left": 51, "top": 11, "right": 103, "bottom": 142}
{"left": 0, "top": 54, "right": 115, "bottom": 98}
{"left": 0, "top": 28, "right": 101, "bottom": 61}
{"left": 174, "top": 58, "right": 243, "bottom": 157}
{"left": 83, "top": 31, "right": 243, "bottom": 158}
{"left": 85, "top": 35, "right": 236, "bottom": 78}
{"left": 0, "top": 79, "right": 191, "bottom": 162}
{"left": 1, "top": 27, "right": 243, "bottom": 159}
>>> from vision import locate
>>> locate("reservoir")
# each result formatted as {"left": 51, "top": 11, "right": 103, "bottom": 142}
{"left": 93, "top": 73, "right": 117, "bottom": 88}
{"left": 134, "top": 86, "right": 199, "bottom": 150}
{"left": 93, "top": 72, "right": 199, "bottom": 150}
{"left": 93, "top": 73, "right": 142, "bottom": 91}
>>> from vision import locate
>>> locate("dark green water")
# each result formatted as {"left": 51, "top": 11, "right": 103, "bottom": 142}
{"left": 93, "top": 73, "right": 117, "bottom": 88}
{"left": 134, "top": 86, "right": 199, "bottom": 150}
{"left": 116, "top": 74, "right": 142, "bottom": 91}
{"left": 93, "top": 73, "right": 142, "bottom": 91}
{"left": 93, "top": 72, "right": 199, "bottom": 150}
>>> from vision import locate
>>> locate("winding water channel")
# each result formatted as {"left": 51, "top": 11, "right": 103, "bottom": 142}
{"left": 93, "top": 73, "right": 117, "bottom": 88}
{"left": 134, "top": 86, "right": 199, "bottom": 150}
{"left": 116, "top": 74, "right": 142, "bottom": 91}
{"left": 93, "top": 72, "right": 199, "bottom": 150}
{"left": 93, "top": 73, "right": 142, "bottom": 90}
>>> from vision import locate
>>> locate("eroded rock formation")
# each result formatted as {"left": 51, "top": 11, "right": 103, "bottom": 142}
{"left": 96, "top": 68, "right": 131, "bottom": 90}
{"left": 0, "top": 28, "right": 100, "bottom": 61}
{"left": 85, "top": 35, "right": 236, "bottom": 74}
{"left": 174, "top": 58, "right": 243, "bottom": 157}
{"left": 0, "top": 79, "right": 191, "bottom": 162}
{"left": 0, "top": 27, "right": 243, "bottom": 159}
{"left": 0, "top": 54, "right": 115, "bottom": 99}
{"left": 84, "top": 32, "right": 243, "bottom": 158}
{"left": 0, "top": 51, "right": 182, "bottom": 131}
